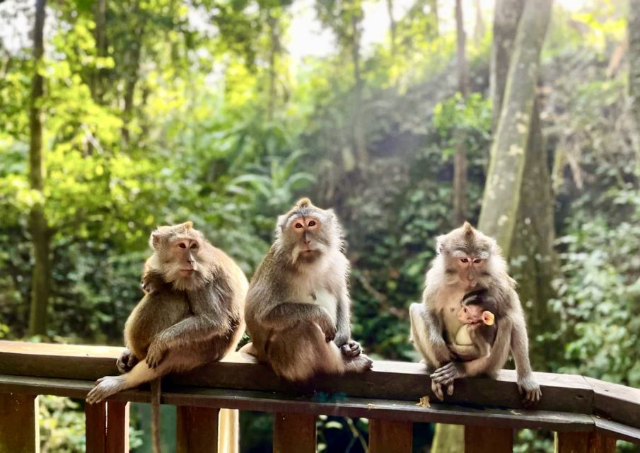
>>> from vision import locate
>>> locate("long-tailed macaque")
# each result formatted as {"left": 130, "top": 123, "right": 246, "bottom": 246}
{"left": 86, "top": 222, "right": 248, "bottom": 451}
{"left": 241, "top": 198, "right": 372, "bottom": 381}
{"left": 454, "top": 289, "right": 498, "bottom": 359}
{"left": 409, "top": 222, "right": 541, "bottom": 405}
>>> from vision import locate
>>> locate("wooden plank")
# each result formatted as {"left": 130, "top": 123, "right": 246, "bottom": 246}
{"left": 273, "top": 412, "right": 316, "bottom": 453}
{"left": 585, "top": 377, "right": 640, "bottom": 430}
{"left": 0, "top": 375, "right": 596, "bottom": 432}
{"left": 554, "top": 431, "right": 616, "bottom": 453}
{"left": 106, "top": 402, "right": 129, "bottom": 453}
{"left": 369, "top": 419, "right": 412, "bottom": 453}
{"left": 464, "top": 425, "right": 513, "bottom": 453}
{"left": 594, "top": 417, "right": 640, "bottom": 445}
{"left": 0, "top": 393, "right": 38, "bottom": 453}
{"left": 0, "top": 341, "right": 593, "bottom": 414}
{"left": 176, "top": 406, "right": 219, "bottom": 453}
{"left": 86, "top": 401, "right": 106, "bottom": 453}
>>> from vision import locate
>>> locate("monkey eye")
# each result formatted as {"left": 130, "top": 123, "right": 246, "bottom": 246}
{"left": 460, "top": 258, "right": 469, "bottom": 263}
{"left": 463, "top": 307, "right": 468, "bottom": 313}
{"left": 294, "top": 222, "right": 304, "bottom": 229}
{"left": 308, "top": 220, "right": 316, "bottom": 227}
{"left": 190, "top": 243, "right": 198, "bottom": 249}
{"left": 473, "top": 258, "right": 482, "bottom": 264}
{"left": 178, "top": 243, "right": 187, "bottom": 249}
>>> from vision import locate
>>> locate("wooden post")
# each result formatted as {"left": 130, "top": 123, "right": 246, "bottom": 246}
{"left": 0, "top": 393, "right": 39, "bottom": 453}
{"left": 273, "top": 412, "right": 316, "bottom": 453}
{"left": 86, "top": 401, "right": 106, "bottom": 453}
{"left": 554, "top": 431, "right": 616, "bottom": 453}
{"left": 465, "top": 426, "right": 513, "bottom": 453}
{"left": 177, "top": 406, "right": 220, "bottom": 453}
{"left": 106, "top": 402, "right": 129, "bottom": 453}
{"left": 369, "top": 419, "right": 413, "bottom": 453}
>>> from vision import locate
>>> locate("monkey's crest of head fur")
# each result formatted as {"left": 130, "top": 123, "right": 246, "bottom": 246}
{"left": 436, "top": 222, "right": 499, "bottom": 259}
{"left": 273, "top": 198, "right": 344, "bottom": 267}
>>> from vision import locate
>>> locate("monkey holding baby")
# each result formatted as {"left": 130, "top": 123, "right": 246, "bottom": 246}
{"left": 410, "top": 222, "right": 541, "bottom": 405}
{"left": 87, "top": 221, "right": 248, "bottom": 452}
{"left": 241, "top": 198, "right": 372, "bottom": 381}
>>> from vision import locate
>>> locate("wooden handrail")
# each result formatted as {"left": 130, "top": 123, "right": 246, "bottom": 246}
{"left": 0, "top": 340, "right": 639, "bottom": 452}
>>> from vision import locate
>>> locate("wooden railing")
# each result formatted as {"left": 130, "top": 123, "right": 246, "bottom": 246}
{"left": 0, "top": 340, "right": 638, "bottom": 452}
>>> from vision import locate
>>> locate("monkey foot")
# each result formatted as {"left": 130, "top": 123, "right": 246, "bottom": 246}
{"left": 518, "top": 376, "right": 542, "bottom": 406}
{"left": 345, "top": 353, "right": 373, "bottom": 373}
{"left": 86, "top": 376, "right": 126, "bottom": 404}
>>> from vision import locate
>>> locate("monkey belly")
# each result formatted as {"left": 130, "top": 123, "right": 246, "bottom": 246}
{"left": 454, "top": 326, "right": 473, "bottom": 346}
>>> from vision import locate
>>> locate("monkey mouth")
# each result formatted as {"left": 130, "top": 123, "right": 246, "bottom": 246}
{"left": 180, "top": 269, "right": 195, "bottom": 276}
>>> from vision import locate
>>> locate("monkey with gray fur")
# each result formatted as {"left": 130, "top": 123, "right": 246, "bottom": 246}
{"left": 86, "top": 222, "right": 248, "bottom": 452}
{"left": 409, "top": 222, "right": 541, "bottom": 405}
{"left": 241, "top": 198, "right": 372, "bottom": 381}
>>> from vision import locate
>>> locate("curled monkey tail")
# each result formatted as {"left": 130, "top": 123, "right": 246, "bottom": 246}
{"left": 151, "top": 378, "right": 162, "bottom": 453}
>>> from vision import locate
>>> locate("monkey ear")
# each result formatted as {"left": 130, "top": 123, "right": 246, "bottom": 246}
{"left": 276, "top": 214, "right": 288, "bottom": 235}
{"left": 435, "top": 235, "right": 445, "bottom": 254}
{"left": 150, "top": 230, "right": 162, "bottom": 249}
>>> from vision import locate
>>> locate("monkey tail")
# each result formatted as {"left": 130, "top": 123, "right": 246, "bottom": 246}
{"left": 150, "top": 378, "right": 162, "bottom": 453}
{"left": 218, "top": 408, "right": 239, "bottom": 453}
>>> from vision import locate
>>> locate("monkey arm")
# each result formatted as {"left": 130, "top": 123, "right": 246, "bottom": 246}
{"left": 409, "top": 303, "right": 454, "bottom": 366}
{"left": 334, "top": 285, "right": 351, "bottom": 347}
{"left": 510, "top": 312, "right": 541, "bottom": 404}
{"left": 260, "top": 303, "right": 336, "bottom": 342}
{"left": 469, "top": 327, "right": 491, "bottom": 358}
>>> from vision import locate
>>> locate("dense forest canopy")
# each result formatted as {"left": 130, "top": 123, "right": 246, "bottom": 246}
{"left": 0, "top": 0, "right": 639, "bottom": 451}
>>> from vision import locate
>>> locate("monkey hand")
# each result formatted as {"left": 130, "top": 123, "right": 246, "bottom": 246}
{"left": 431, "top": 362, "right": 466, "bottom": 385}
{"left": 340, "top": 340, "right": 362, "bottom": 358}
{"left": 146, "top": 343, "right": 167, "bottom": 369}
{"left": 517, "top": 375, "right": 542, "bottom": 407}
{"left": 116, "top": 349, "right": 139, "bottom": 374}
{"left": 431, "top": 381, "right": 455, "bottom": 401}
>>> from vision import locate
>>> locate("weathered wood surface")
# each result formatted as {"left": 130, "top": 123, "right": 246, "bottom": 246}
{"left": 273, "top": 412, "right": 316, "bottom": 453}
{"left": 369, "top": 419, "right": 413, "bottom": 453}
{"left": 0, "top": 393, "right": 38, "bottom": 453}
{"left": 0, "top": 374, "right": 595, "bottom": 432}
{"left": 176, "top": 406, "right": 219, "bottom": 453}
{"left": 586, "top": 377, "right": 640, "bottom": 430}
{"left": 594, "top": 417, "right": 640, "bottom": 445}
{"left": 0, "top": 341, "right": 592, "bottom": 413}
{"left": 554, "top": 430, "right": 616, "bottom": 453}
{"left": 464, "top": 425, "right": 513, "bottom": 453}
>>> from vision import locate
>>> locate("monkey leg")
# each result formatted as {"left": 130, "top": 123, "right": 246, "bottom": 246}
{"left": 87, "top": 358, "right": 164, "bottom": 404}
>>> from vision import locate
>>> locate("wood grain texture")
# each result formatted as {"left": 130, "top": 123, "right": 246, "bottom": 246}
{"left": 369, "top": 419, "right": 413, "bottom": 453}
{"left": 554, "top": 430, "right": 616, "bottom": 453}
{"left": 585, "top": 377, "right": 640, "bottom": 429}
{"left": 273, "top": 412, "right": 316, "bottom": 453}
{"left": 0, "top": 393, "right": 38, "bottom": 453}
{"left": 176, "top": 406, "right": 219, "bottom": 453}
{"left": 106, "top": 401, "right": 129, "bottom": 453}
{"left": 594, "top": 417, "right": 640, "bottom": 444}
{"left": 86, "top": 401, "right": 106, "bottom": 453}
{"left": 464, "top": 425, "right": 513, "bottom": 453}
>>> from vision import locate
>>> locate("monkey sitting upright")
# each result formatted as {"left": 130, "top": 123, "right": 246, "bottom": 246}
{"left": 410, "top": 222, "right": 541, "bottom": 405}
{"left": 86, "top": 221, "right": 248, "bottom": 402}
{"left": 241, "top": 198, "right": 372, "bottom": 381}
{"left": 453, "top": 289, "right": 498, "bottom": 359}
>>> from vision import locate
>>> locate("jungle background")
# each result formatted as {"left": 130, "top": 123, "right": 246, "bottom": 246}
{"left": 1, "top": 0, "right": 639, "bottom": 451}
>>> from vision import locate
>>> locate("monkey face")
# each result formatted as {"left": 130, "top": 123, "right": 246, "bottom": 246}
{"left": 276, "top": 198, "right": 342, "bottom": 266}
{"left": 457, "top": 304, "right": 484, "bottom": 324}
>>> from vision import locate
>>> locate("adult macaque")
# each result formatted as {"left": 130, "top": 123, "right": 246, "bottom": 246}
{"left": 454, "top": 289, "right": 498, "bottom": 359}
{"left": 86, "top": 222, "right": 248, "bottom": 452}
{"left": 241, "top": 198, "right": 372, "bottom": 381}
{"left": 409, "top": 222, "right": 541, "bottom": 405}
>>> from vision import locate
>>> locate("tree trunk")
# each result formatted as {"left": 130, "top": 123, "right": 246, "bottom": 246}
{"left": 629, "top": 0, "right": 640, "bottom": 171}
{"left": 453, "top": 0, "right": 469, "bottom": 226}
{"left": 122, "top": 0, "right": 143, "bottom": 144}
{"left": 91, "top": 0, "right": 107, "bottom": 102}
{"left": 478, "top": 0, "right": 553, "bottom": 258}
{"left": 473, "top": 0, "right": 485, "bottom": 44}
{"left": 386, "top": 0, "right": 396, "bottom": 55}
{"left": 350, "top": 5, "right": 368, "bottom": 168}
{"left": 28, "top": 0, "right": 51, "bottom": 337}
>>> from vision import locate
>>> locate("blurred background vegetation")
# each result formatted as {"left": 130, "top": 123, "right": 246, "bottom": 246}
{"left": 0, "top": 0, "right": 639, "bottom": 451}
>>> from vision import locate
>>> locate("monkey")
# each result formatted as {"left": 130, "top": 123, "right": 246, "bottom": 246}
{"left": 409, "top": 222, "right": 541, "bottom": 405}
{"left": 453, "top": 289, "right": 498, "bottom": 359}
{"left": 240, "top": 198, "right": 372, "bottom": 381}
{"left": 86, "top": 222, "right": 248, "bottom": 452}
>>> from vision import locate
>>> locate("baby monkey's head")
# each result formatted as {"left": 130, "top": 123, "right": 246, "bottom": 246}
{"left": 457, "top": 289, "right": 497, "bottom": 326}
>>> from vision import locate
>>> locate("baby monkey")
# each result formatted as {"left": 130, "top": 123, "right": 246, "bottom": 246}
{"left": 455, "top": 289, "right": 497, "bottom": 359}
